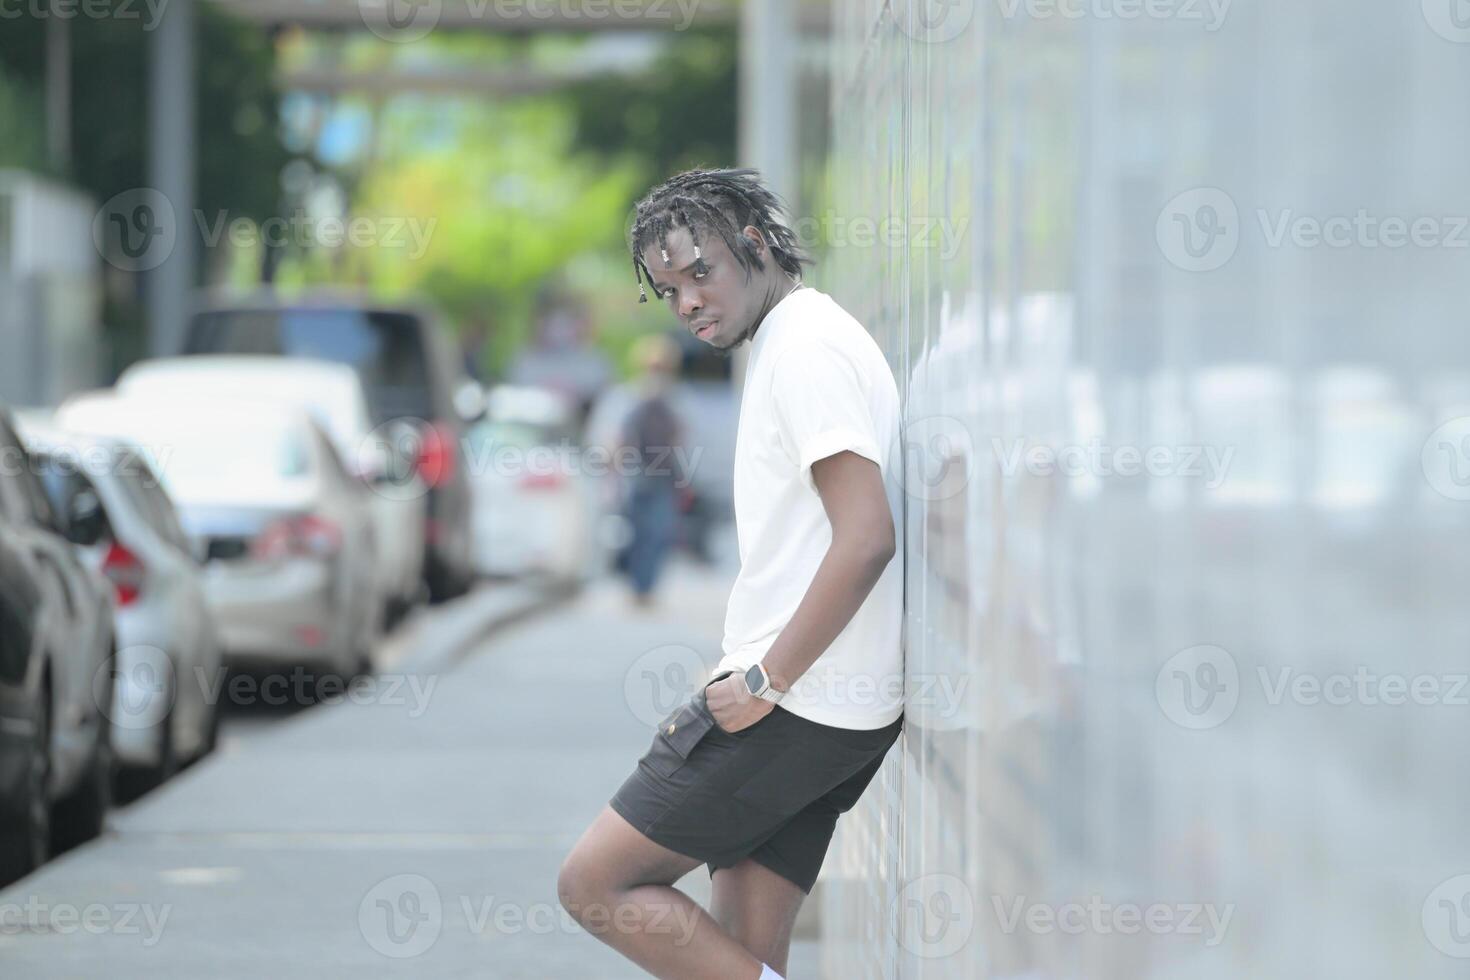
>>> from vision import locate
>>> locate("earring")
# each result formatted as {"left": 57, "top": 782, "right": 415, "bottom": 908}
{"left": 638, "top": 282, "right": 649, "bottom": 303}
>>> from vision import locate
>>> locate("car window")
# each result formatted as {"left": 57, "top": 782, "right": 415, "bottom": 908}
{"left": 33, "top": 453, "right": 110, "bottom": 540}
{"left": 186, "top": 309, "right": 433, "bottom": 422}
{"left": 115, "top": 452, "right": 192, "bottom": 553}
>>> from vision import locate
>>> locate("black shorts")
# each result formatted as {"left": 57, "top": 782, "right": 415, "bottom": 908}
{"left": 608, "top": 672, "right": 903, "bottom": 895}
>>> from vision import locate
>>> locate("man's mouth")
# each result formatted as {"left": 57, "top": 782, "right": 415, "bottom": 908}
{"left": 694, "top": 320, "right": 718, "bottom": 337}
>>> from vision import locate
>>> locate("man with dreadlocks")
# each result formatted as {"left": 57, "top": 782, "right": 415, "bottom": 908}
{"left": 559, "top": 168, "right": 905, "bottom": 980}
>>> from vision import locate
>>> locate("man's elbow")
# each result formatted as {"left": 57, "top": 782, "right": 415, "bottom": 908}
{"left": 840, "top": 522, "right": 896, "bottom": 569}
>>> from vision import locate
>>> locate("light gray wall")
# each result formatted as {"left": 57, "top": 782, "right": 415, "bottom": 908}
{"left": 806, "top": 1, "right": 1470, "bottom": 976}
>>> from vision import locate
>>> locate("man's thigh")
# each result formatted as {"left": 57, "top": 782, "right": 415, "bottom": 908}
{"left": 561, "top": 804, "right": 704, "bottom": 897}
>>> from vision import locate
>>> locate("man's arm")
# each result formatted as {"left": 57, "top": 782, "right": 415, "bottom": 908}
{"left": 706, "top": 450, "right": 896, "bottom": 730}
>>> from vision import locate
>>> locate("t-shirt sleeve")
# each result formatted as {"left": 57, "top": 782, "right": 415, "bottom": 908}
{"left": 768, "top": 339, "right": 884, "bottom": 495}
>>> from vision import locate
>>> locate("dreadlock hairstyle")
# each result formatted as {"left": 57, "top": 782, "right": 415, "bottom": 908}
{"left": 629, "top": 168, "right": 813, "bottom": 303}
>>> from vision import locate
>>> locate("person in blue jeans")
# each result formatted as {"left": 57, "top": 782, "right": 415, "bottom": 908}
{"left": 618, "top": 334, "right": 689, "bottom": 608}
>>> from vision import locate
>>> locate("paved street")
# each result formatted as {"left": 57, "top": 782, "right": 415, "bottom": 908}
{"left": 0, "top": 537, "right": 821, "bottom": 978}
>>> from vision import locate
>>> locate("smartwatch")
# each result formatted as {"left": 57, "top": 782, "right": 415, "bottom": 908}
{"left": 742, "top": 662, "right": 784, "bottom": 705}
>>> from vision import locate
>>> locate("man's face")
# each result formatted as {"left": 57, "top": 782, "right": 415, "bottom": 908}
{"left": 640, "top": 225, "right": 766, "bottom": 351}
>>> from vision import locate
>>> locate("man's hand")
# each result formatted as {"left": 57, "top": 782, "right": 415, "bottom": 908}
{"left": 704, "top": 673, "right": 775, "bottom": 734}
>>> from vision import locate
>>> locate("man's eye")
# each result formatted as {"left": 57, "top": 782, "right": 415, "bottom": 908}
{"left": 693, "top": 266, "right": 709, "bottom": 280}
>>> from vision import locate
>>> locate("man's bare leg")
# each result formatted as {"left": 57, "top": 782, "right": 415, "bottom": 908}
{"left": 558, "top": 806, "right": 767, "bottom": 980}
{"left": 710, "top": 858, "right": 806, "bottom": 977}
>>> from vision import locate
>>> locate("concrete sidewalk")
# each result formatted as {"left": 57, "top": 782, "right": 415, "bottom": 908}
{"left": 0, "top": 553, "right": 822, "bottom": 978}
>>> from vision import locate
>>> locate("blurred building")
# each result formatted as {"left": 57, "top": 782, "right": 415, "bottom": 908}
{"left": 0, "top": 170, "right": 102, "bottom": 407}
{"left": 793, "top": 2, "right": 1470, "bottom": 978}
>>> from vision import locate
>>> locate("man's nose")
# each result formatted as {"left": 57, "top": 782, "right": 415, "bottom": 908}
{"left": 678, "top": 290, "right": 702, "bottom": 319}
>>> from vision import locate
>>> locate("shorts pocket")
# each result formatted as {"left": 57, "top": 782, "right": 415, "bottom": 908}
{"left": 732, "top": 735, "right": 879, "bottom": 812}
{"left": 644, "top": 699, "right": 716, "bottom": 779}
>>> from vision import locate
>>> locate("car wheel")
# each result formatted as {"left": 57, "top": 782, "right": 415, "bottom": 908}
{"left": 120, "top": 701, "right": 177, "bottom": 800}
{"left": 0, "top": 690, "right": 50, "bottom": 882}
{"left": 51, "top": 711, "right": 113, "bottom": 852}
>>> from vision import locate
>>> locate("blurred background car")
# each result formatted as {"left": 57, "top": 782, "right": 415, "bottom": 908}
{"left": 18, "top": 420, "right": 223, "bottom": 792}
{"left": 116, "top": 356, "right": 428, "bottom": 625}
{"left": 0, "top": 408, "right": 115, "bottom": 878}
{"left": 55, "top": 393, "right": 380, "bottom": 684}
{"left": 181, "top": 292, "right": 483, "bottom": 603}
{"left": 466, "top": 384, "right": 603, "bottom": 588}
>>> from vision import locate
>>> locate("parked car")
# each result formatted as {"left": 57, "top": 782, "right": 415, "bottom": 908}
{"left": 0, "top": 408, "right": 114, "bottom": 876}
{"left": 466, "top": 385, "right": 602, "bottom": 587}
{"left": 55, "top": 393, "right": 380, "bottom": 683}
{"left": 182, "top": 291, "right": 482, "bottom": 602}
{"left": 19, "top": 420, "right": 222, "bottom": 789}
{"left": 116, "top": 355, "right": 428, "bottom": 624}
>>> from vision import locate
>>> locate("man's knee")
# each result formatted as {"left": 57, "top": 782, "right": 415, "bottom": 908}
{"left": 557, "top": 852, "right": 606, "bottom": 924}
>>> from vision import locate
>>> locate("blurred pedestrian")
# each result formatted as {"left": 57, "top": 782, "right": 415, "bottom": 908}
{"left": 616, "top": 333, "right": 689, "bottom": 609}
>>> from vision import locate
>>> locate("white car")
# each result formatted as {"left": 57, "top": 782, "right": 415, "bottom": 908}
{"left": 20, "top": 422, "right": 222, "bottom": 786}
{"left": 116, "top": 356, "right": 428, "bottom": 622}
{"left": 56, "top": 393, "right": 382, "bottom": 682}
{"left": 466, "top": 385, "right": 602, "bottom": 586}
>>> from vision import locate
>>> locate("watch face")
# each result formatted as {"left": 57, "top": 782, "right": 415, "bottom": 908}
{"left": 744, "top": 664, "right": 765, "bottom": 694}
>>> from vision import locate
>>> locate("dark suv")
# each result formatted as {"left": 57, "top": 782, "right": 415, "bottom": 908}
{"left": 182, "top": 291, "right": 479, "bottom": 601}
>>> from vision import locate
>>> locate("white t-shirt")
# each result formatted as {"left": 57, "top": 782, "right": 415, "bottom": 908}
{"left": 716, "top": 286, "right": 905, "bottom": 731}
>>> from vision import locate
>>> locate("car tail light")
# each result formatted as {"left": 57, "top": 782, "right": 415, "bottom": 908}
{"left": 102, "top": 541, "right": 145, "bottom": 606}
{"left": 518, "top": 471, "right": 565, "bottom": 491}
{"left": 415, "top": 421, "right": 458, "bottom": 490}
{"left": 252, "top": 514, "right": 343, "bottom": 561}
